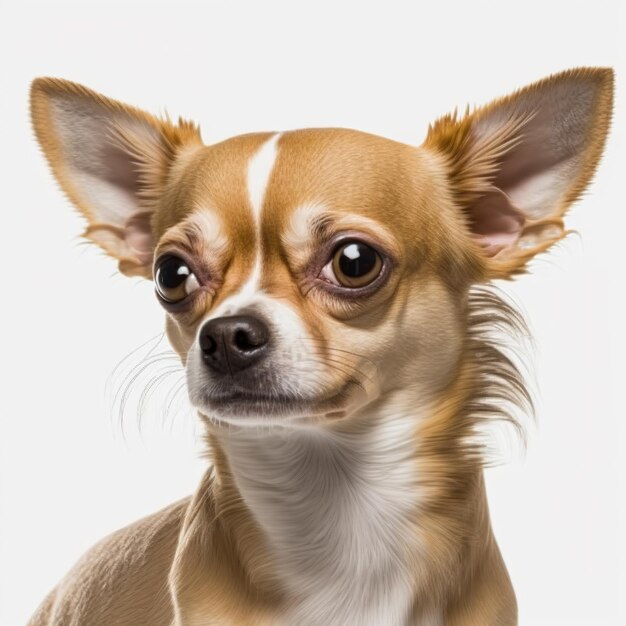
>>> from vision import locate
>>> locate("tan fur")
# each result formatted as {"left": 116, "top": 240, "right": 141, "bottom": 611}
{"left": 28, "top": 68, "right": 613, "bottom": 625}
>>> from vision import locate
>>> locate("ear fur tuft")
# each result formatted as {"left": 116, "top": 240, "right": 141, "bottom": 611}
{"left": 424, "top": 67, "right": 614, "bottom": 279}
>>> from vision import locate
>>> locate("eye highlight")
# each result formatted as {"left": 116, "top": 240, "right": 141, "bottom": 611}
{"left": 155, "top": 255, "right": 200, "bottom": 303}
{"left": 327, "top": 241, "right": 383, "bottom": 288}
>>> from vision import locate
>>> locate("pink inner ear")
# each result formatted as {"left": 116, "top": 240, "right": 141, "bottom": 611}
{"left": 124, "top": 212, "right": 154, "bottom": 265}
{"left": 469, "top": 188, "right": 526, "bottom": 256}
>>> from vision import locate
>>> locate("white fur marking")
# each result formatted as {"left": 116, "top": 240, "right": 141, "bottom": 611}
{"left": 207, "top": 133, "right": 282, "bottom": 317}
{"left": 218, "top": 404, "right": 421, "bottom": 625}
{"left": 247, "top": 133, "right": 281, "bottom": 227}
{"left": 210, "top": 256, "right": 263, "bottom": 318}
{"left": 282, "top": 202, "right": 327, "bottom": 250}
{"left": 191, "top": 210, "right": 230, "bottom": 255}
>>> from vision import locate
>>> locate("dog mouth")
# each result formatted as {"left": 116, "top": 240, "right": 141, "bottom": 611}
{"left": 193, "top": 380, "right": 362, "bottom": 424}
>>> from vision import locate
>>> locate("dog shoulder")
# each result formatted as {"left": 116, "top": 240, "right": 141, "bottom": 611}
{"left": 27, "top": 497, "right": 191, "bottom": 626}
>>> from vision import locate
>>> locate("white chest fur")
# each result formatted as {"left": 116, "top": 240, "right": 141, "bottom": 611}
{"left": 217, "top": 410, "right": 423, "bottom": 626}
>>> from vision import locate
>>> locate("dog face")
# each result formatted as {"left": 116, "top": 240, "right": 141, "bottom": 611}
{"left": 155, "top": 129, "right": 470, "bottom": 426}
{"left": 30, "top": 70, "right": 613, "bottom": 427}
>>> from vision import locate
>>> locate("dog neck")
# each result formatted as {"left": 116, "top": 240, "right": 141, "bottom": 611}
{"left": 206, "top": 382, "right": 482, "bottom": 625}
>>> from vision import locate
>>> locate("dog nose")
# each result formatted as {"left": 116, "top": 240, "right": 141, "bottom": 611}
{"left": 199, "top": 315, "right": 270, "bottom": 374}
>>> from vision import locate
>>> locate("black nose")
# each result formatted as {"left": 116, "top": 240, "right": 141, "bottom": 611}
{"left": 199, "top": 315, "right": 270, "bottom": 374}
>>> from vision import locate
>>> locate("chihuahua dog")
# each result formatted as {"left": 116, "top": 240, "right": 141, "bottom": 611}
{"left": 28, "top": 68, "right": 613, "bottom": 626}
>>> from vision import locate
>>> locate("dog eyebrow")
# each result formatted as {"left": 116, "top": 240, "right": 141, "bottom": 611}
{"left": 282, "top": 203, "right": 396, "bottom": 252}
{"left": 282, "top": 203, "right": 326, "bottom": 250}
{"left": 157, "top": 209, "right": 229, "bottom": 259}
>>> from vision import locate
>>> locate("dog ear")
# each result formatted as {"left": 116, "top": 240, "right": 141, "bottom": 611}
{"left": 424, "top": 68, "right": 614, "bottom": 279}
{"left": 30, "top": 78, "right": 203, "bottom": 278}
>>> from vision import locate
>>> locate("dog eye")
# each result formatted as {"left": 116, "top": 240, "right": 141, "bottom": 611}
{"left": 155, "top": 255, "right": 200, "bottom": 303}
{"left": 329, "top": 241, "right": 382, "bottom": 288}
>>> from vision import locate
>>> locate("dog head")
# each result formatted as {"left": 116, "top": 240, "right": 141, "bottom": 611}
{"left": 31, "top": 69, "right": 613, "bottom": 428}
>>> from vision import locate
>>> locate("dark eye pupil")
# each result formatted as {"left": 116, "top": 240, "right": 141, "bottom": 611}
{"left": 158, "top": 257, "right": 190, "bottom": 289}
{"left": 338, "top": 243, "right": 377, "bottom": 277}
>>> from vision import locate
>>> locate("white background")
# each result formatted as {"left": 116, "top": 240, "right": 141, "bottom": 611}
{"left": 1, "top": 1, "right": 624, "bottom": 624}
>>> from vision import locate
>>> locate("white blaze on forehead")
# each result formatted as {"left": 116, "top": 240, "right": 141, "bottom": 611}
{"left": 247, "top": 132, "right": 281, "bottom": 227}
{"left": 208, "top": 133, "right": 282, "bottom": 319}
